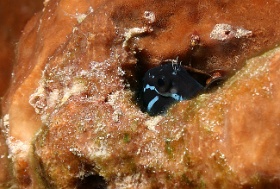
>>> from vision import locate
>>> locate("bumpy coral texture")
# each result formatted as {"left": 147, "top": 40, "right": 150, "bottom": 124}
{"left": 2, "top": 0, "right": 280, "bottom": 188}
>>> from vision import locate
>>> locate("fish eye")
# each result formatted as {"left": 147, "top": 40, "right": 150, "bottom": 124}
{"left": 157, "top": 77, "right": 165, "bottom": 87}
{"left": 156, "top": 75, "right": 171, "bottom": 93}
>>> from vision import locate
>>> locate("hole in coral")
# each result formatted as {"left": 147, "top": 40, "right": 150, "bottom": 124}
{"left": 224, "top": 30, "right": 231, "bottom": 35}
{"left": 77, "top": 174, "right": 107, "bottom": 189}
{"left": 139, "top": 62, "right": 208, "bottom": 115}
{"left": 130, "top": 54, "right": 226, "bottom": 116}
{"left": 122, "top": 46, "right": 229, "bottom": 116}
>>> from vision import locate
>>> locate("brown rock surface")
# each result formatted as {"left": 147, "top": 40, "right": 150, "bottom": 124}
{"left": 1, "top": 0, "right": 280, "bottom": 188}
{"left": 0, "top": 1, "right": 43, "bottom": 188}
{"left": 0, "top": 0, "right": 43, "bottom": 97}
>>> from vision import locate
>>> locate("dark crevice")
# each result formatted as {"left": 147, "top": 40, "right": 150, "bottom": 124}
{"left": 77, "top": 174, "right": 107, "bottom": 189}
{"left": 120, "top": 32, "right": 247, "bottom": 115}
{"left": 129, "top": 49, "right": 226, "bottom": 115}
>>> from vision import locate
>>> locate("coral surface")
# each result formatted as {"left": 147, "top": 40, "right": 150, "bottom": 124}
{"left": 1, "top": 0, "right": 280, "bottom": 188}
{"left": 0, "top": 1, "right": 43, "bottom": 188}
{"left": 0, "top": 0, "right": 43, "bottom": 97}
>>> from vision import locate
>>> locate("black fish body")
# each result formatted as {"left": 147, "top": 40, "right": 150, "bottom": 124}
{"left": 142, "top": 63, "right": 204, "bottom": 115}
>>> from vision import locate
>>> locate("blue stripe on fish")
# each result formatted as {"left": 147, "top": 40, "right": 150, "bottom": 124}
{"left": 147, "top": 96, "right": 159, "bottom": 112}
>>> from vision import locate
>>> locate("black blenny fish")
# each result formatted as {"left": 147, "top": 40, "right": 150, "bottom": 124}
{"left": 142, "top": 63, "right": 204, "bottom": 115}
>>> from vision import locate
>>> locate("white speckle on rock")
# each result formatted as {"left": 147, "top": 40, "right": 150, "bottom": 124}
{"left": 123, "top": 26, "right": 153, "bottom": 48}
{"left": 2, "top": 114, "right": 10, "bottom": 135}
{"left": 145, "top": 116, "right": 163, "bottom": 133}
{"left": 6, "top": 137, "right": 29, "bottom": 160}
{"left": 69, "top": 147, "right": 83, "bottom": 157}
{"left": 210, "top": 23, "right": 252, "bottom": 41}
{"left": 43, "top": 0, "right": 50, "bottom": 6}
{"left": 72, "top": 26, "right": 78, "bottom": 33}
{"left": 117, "top": 66, "right": 125, "bottom": 76}
{"left": 60, "top": 81, "right": 86, "bottom": 105}
{"left": 143, "top": 11, "right": 156, "bottom": 24}
{"left": 48, "top": 89, "right": 60, "bottom": 108}
{"left": 76, "top": 14, "right": 87, "bottom": 23}
{"left": 66, "top": 6, "right": 94, "bottom": 24}
{"left": 87, "top": 141, "right": 110, "bottom": 159}
{"left": 29, "top": 82, "right": 46, "bottom": 114}
{"left": 235, "top": 28, "right": 253, "bottom": 39}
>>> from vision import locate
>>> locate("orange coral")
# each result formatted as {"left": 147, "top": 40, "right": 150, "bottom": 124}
{"left": 1, "top": 0, "right": 280, "bottom": 188}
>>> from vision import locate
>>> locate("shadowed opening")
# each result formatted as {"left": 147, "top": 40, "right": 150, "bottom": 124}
{"left": 77, "top": 174, "right": 107, "bottom": 189}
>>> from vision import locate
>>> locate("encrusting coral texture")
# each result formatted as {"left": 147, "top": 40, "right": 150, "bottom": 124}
{"left": 1, "top": 0, "right": 280, "bottom": 188}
